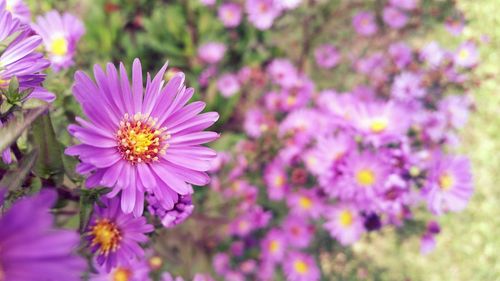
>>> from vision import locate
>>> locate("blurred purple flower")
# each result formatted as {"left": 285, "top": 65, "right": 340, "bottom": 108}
{"left": 324, "top": 203, "right": 365, "bottom": 245}
{"left": 283, "top": 252, "right": 320, "bottom": 281}
{"left": 218, "top": 3, "right": 242, "bottom": 28}
{"left": 147, "top": 194, "right": 194, "bottom": 228}
{"left": 217, "top": 73, "right": 241, "bottom": 97}
{"left": 352, "top": 11, "right": 378, "bottom": 36}
{"left": 90, "top": 258, "right": 151, "bottom": 281}
{"left": 389, "top": 0, "right": 419, "bottom": 11}
{"left": 314, "top": 43, "right": 341, "bottom": 69}
{"left": 246, "top": 0, "right": 282, "bottom": 30}
{"left": 454, "top": 41, "right": 479, "bottom": 68}
{"left": 198, "top": 42, "right": 226, "bottom": 64}
{"left": 383, "top": 6, "right": 408, "bottom": 29}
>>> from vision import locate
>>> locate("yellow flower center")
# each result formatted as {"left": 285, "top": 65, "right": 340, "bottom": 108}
{"left": 0, "top": 77, "right": 9, "bottom": 87}
{"left": 293, "top": 260, "right": 309, "bottom": 274}
{"left": 273, "top": 175, "right": 285, "bottom": 187}
{"left": 269, "top": 240, "right": 279, "bottom": 253}
{"left": 370, "top": 118, "right": 388, "bottom": 133}
{"left": 5, "top": 0, "right": 13, "bottom": 12}
{"left": 116, "top": 113, "right": 170, "bottom": 165}
{"left": 339, "top": 210, "right": 353, "bottom": 227}
{"left": 90, "top": 219, "right": 122, "bottom": 255}
{"left": 299, "top": 196, "right": 312, "bottom": 209}
{"left": 286, "top": 95, "right": 297, "bottom": 106}
{"left": 50, "top": 37, "right": 69, "bottom": 56}
{"left": 149, "top": 256, "right": 163, "bottom": 269}
{"left": 439, "top": 172, "right": 454, "bottom": 191}
{"left": 113, "top": 267, "right": 132, "bottom": 281}
{"left": 458, "top": 49, "right": 470, "bottom": 60}
{"left": 356, "top": 168, "right": 376, "bottom": 187}
{"left": 306, "top": 156, "right": 318, "bottom": 167}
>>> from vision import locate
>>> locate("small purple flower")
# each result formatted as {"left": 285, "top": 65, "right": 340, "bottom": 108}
{"left": 217, "top": 73, "right": 241, "bottom": 97}
{"left": 199, "top": 0, "right": 215, "bottom": 6}
{"left": 287, "top": 188, "right": 323, "bottom": 219}
{"left": 261, "top": 229, "right": 287, "bottom": 262}
{"left": 389, "top": 42, "right": 413, "bottom": 69}
{"left": 218, "top": 3, "right": 242, "bottom": 28}
{"left": 244, "top": 108, "right": 274, "bottom": 138}
{"left": 147, "top": 194, "right": 194, "bottom": 227}
{"left": 391, "top": 71, "right": 426, "bottom": 100}
{"left": 283, "top": 215, "right": 314, "bottom": 248}
{"left": 445, "top": 16, "right": 465, "bottom": 36}
{"left": 324, "top": 204, "right": 365, "bottom": 245}
{"left": 276, "top": 0, "right": 302, "bottom": 9}
{"left": 213, "top": 253, "right": 230, "bottom": 275}
{"left": 454, "top": 41, "right": 479, "bottom": 68}
{"left": 264, "top": 158, "right": 289, "bottom": 200}
{"left": 383, "top": 6, "right": 408, "bottom": 29}
{"left": 90, "top": 259, "right": 151, "bottom": 281}
{"left": 267, "top": 58, "right": 299, "bottom": 88}
{"left": 161, "top": 272, "right": 185, "bottom": 281}
{"left": 420, "top": 233, "right": 436, "bottom": 255}
{"left": 65, "top": 59, "right": 218, "bottom": 216}
{"left": 198, "top": 42, "right": 226, "bottom": 64}
{"left": 0, "top": 190, "right": 86, "bottom": 280}
{"left": 314, "top": 43, "right": 341, "bottom": 69}
{"left": 352, "top": 11, "right": 378, "bottom": 36}
{"left": 245, "top": 0, "right": 282, "bottom": 30}
{"left": 423, "top": 154, "right": 473, "bottom": 215}
{"left": 283, "top": 252, "right": 320, "bottom": 281}
{"left": 420, "top": 41, "right": 445, "bottom": 68}
{"left": 32, "top": 10, "right": 85, "bottom": 71}
{"left": 389, "top": 0, "right": 418, "bottom": 10}
{"left": 87, "top": 197, "right": 154, "bottom": 271}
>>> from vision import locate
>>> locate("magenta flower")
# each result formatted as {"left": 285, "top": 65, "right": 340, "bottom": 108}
{"left": 276, "top": 0, "right": 302, "bottom": 10}
{"left": 198, "top": 42, "right": 226, "bottom": 64}
{"left": 218, "top": 3, "right": 242, "bottom": 28}
{"left": 217, "top": 73, "right": 240, "bottom": 97}
{"left": 261, "top": 229, "right": 287, "bottom": 262}
{"left": 86, "top": 197, "right": 154, "bottom": 271}
{"left": 66, "top": 59, "right": 219, "bottom": 215}
{"left": 90, "top": 258, "right": 151, "bottom": 281}
{"left": 283, "top": 215, "right": 314, "bottom": 248}
{"left": 244, "top": 108, "right": 274, "bottom": 138}
{"left": 324, "top": 204, "right": 365, "bottom": 245}
{"left": 32, "top": 10, "right": 85, "bottom": 71}
{"left": 391, "top": 71, "right": 426, "bottom": 101}
{"left": 389, "top": 42, "right": 412, "bottom": 69}
{"left": 287, "top": 189, "right": 323, "bottom": 219}
{"left": 445, "top": 17, "right": 465, "bottom": 36}
{"left": 0, "top": 190, "right": 85, "bottom": 280}
{"left": 383, "top": 6, "right": 408, "bottom": 29}
{"left": 147, "top": 194, "right": 194, "bottom": 228}
{"left": 0, "top": 0, "right": 30, "bottom": 22}
{"left": 245, "top": 0, "right": 282, "bottom": 30}
{"left": 352, "top": 11, "right": 378, "bottom": 36}
{"left": 454, "top": 41, "right": 479, "bottom": 68}
{"left": 199, "top": 0, "right": 215, "bottom": 6}
{"left": 267, "top": 58, "right": 299, "bottom": 88}
{"left": 420, "top": 41, "right": 445, "bottom": 68}
{"left": 423, "top": 154, "right": 473, "bottom": 215}
{"left": 389, "top": 0, "right": 418, "bottom": 10}
{"left": 314, "top": 44, "right": 341, "bottom": 69}
{"left": 263, "top": 158, "right": 289, "bottom": 200}
{"left": 284, "top": 252, "right": 320, "bottom": 281}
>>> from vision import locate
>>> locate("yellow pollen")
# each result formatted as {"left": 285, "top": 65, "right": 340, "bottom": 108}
{"left": 149, "top": 256, "right": 163, "bottom": 269}
{"left": 356, "top": 168, "right": 376, "bottom": 187}
{"left": 370, "top": 118, "right": 388, "bottom": 133}
{"left": 269, "top": 240, "right": 279, "bottom": 253}
{"left": 458, "top": 49, "right": 470, "bottom": 60}
{"left": 299, "top": 196, "right": 312, "bottom": 209}
{"left": 117, "top": 113, "right": 169, "bottom": 165}
{"left": 113, "top": 267, "right": 132, "bottom": 281}
{"left": 307, "top": 156, "right": 318, "bottom": 166}
{"left": 90, "top": 219, "right": 121, "bottom": 256}
{"left": 50, "top": 37, "right": 69, "bottom": 56}
{"left": 293, "top": 260, "right": 309, "bottom": 274}
{"left": 239, "top": 220, "right": 249, "bottom": 232}
{"left": 259, "top": 123, "right": 269, "bottom": 132}
{"left": 439, "top": 172, "right": 454, "bottom": 191}
{"left": 286, "top": 95, "right": 297, "bottom": 106}
{"left": 274, "top": 175, "right": 285, "bottom": 187}
{"left": 339, "top": 210, "right": 353, "bottom": 227}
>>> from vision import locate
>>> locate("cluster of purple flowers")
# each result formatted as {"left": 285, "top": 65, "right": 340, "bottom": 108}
{"left": 206, "top": 2, "right": 477, "bottom": 280}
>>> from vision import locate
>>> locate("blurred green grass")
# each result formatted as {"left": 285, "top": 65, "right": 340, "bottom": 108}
{"left": 350, "top": 1, "right": 500, "bottom": 280}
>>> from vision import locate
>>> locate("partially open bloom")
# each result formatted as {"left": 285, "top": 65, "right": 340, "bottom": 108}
{"left": 90, "top": 258, "right": 151, "bottom": 281}
{"left": 0, "top": 0, "right": 30, "bottom": 22}
{"left": 218, "top": 3, "right": 242, "bottom": 28}
{"left": 284, "top": 252, "right": 320, "bottom": 281}
{"left": 147, "top": 193, "right": 194, "bottom": 228}
{"left": 352, "top": 11, "right": 378, "bottom": 36}
{"left": 0, "top": 190, "right": 85, "bottom": 280}
{"left": 314, "top": 44, "right": 341, "bottom": 69}
{"left": 87, "top": 197, "right": 154, "bottom": 271}
{"left": 66, "top": 59, "right": 218, "bottom": 215}
{"left": 198, "top": 42, "right": 226, "bottom": 64}
{"left": 423, "top": 154, "right": 473, "bottom": 215}
{"left": 32, "top": 10, "right": 85, "bottom": 71}
{"left": 324, "top": 204, "right": 365, "bottom": 245}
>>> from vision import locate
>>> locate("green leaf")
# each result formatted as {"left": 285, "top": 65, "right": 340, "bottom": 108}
{"left": 0, "top": 150, "right": 37, "bottom": 191}
{"left": 0, "top": 103, "right": 49, "bottom": 152}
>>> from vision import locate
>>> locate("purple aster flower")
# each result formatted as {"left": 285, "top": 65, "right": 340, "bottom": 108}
{"left": 389, "top": 42, "right": 413, "bottom": 69}
{"left": 193, "top": 273, "right": 214, "bottom": 281}
{"left": 65, "top": 59, "right": 219, "bottom": 216}
{"left": 217, "top": 73, "right": 240, "bottom": 98}
{"left": 86, "top": 197, "right": 154, "bottom": 271}
{"left": 277, "top": 75, "right": 314, "bottom": 111}
{"left": 147, "top": 193, "right": 194, "bottom": 228}
{"left": 420, "top": 41, "right": 445, "bottom": 68}
{"left": 391, "top": 71, "right": 426, "bottom": 100}
{"left": 245, "top": 0, "right": 282, "bottom": 30}
{"left": 198, "top": 65, "right": 217, "bottom": 87}
{"left": 0, "top": 190, "right": 86, "bottom": 280}
{"left": 244, "top": 107, "right": 274, "bottom": 138}
{"left": 329, "top": 151, "right": 390, "bottom": 206}
{"left": 267, "top": 58, "right": 299, "bottom": 88}
{"left": 423, "top": 154, "right": 473, "bottom": 215}
{"left": 445, "top": 16, "right": 465, "bottom": 36}
{"left": 454, "top": 41, "right": 479, "bottom": 68}
{"left": 276, "top": 0, "right": 302, "bottom": 10}
{"left": 420, "top": 233, "right": 436, "bottom": 255}
{"left": 199, "top": 0, "right": 215, "bottom": 6}
{"left": 283, "top": 252, "right": 320, "bottom": 281}
{"left": 438, "top": 95, "right": 471, "bottom": 129}
{"left": 314, "top": 43, "right": 341, "bottom": 69}
{"left": 90, "top": 258, "right": 151, "bottom": 281}
{"left": 161, "top": 272, "right": 185, "bottom": 281}
{"left": 261, "top": 229, "right": 287, "bottom": 262}
{"left": 229, "top": 206, "right": 271, "bottom": 237}
{"left": 264, "top": 158, "right": 289, "bottom": 200}
{"left": 304, "top": 134, "right": 352, "bottom": 176}
{"left": 218, "top": 3, "right": 242, "bottom": 28}
{"left": 383, "top": 6, "right": 408, "bottom": 29}
{"left": 0, "top": 0, "right": 30, "bottom": 22}
{"left": 0, "top": 9, "right": 53, "bottom": 102}
{"left": 324, "top": 204, "right": 365, "bottom": 245}
{"left": 283, "top": 215, "right": 314, "bottom": 248}
{"left": 389, "top": 0, "right": 418, "bottom": 10}
{"left": 352, "top": 11, "right": 378, "bottom": 36}
{"left": 287, "top": 188, "right": 323, "bottom": 219}
{"left": 32, "top": 10, "right": 85, "bottom": 71}
{"left": 213, "top": 253, "right": 230, "bottom": 275}
{"left": 198, "top": 42, "right": 226, "bottom": 64}
{"left": 279, "top": 109, "right": 321, "bottom": 146}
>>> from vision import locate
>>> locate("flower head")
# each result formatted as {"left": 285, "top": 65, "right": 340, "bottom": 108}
{"left": 352, "top": 11, "right": 378, "bottom": 36}
{"left": 217, "top": 73, "right": 240, "bottom": 98}
{"left": 245, "top": 0, "right": 282, "bottom": 30}
{"left": 261, "top": 229, "right": 287, "bottom": 262}
{"left": 283, "top": 215, "right": 314, "bottom": 248}
{"left": 87, "top": 197, "right": 154, "bottom": 271}
{"left": 90, "top": 258, "right": 151, "bottom": 281}
{"left": 66, "top": 59, "right": 218, "bottom": 216}
{"left": 454, "top": 41, "right": 478, "bottom": 68}
{"left": 324, "top": 204, "right": 365, "bottom": 245}
{"left": 314, "top": 44, "right": 341, "bottom": 69}
{"left": 284, "top": 252, "right": 320, "bottom": 281}
{"left": 383, "top": 6, "right": 408, "bottom": 29}
{"left": 218, "top": 3, "right": 242, "bottom": 28}
{"left": 198, "top": 42, "right": 226, "bottom": 64}
{"left": 32, "top": 10, "right": 85, "bottom": 71}
{"left": 147, "top": 194, "right": 194, "bottom": 228}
